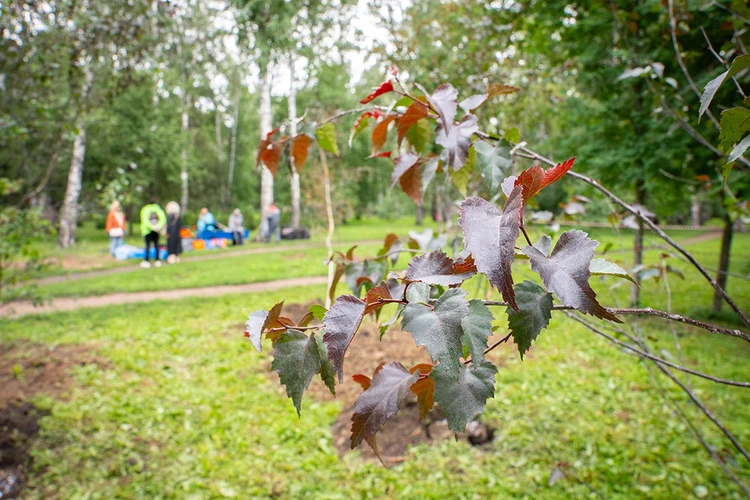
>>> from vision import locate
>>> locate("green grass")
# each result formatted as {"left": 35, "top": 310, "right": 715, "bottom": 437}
{"left": 31, "top": 218, "right": 442, "bottom": 279}
{"left": 37, "top": 243, "right": 385, "bottom": 298}
{"left": 3, "top": 275, "right": 750, "bottom": 498}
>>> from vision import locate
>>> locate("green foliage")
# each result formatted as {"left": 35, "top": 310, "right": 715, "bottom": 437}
{"left": 431, "top": 360, "right": 497, "bottom": 433}
{"left": 507, "top": 281, "right": 553, "bottom": 360}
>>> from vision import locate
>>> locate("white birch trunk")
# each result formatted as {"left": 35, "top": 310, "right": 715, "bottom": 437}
{"left": 226, "top": 91, "right": 240, "bottom": 210}
{"left": 180, "top": 99, "right": 190, "bottom": 211}
{"left": 288, "top": 55, "right": 301, "bottom": 229}
{"left": 215, "top": 100, "right": 226, "bottom": 211}
{"left": 58, "top": 62, "right": 93, "bottom": 248}
{"left": 258, "top": 63, "right": 274, "bottom": 239}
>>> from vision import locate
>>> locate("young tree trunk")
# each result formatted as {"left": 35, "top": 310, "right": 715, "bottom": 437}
{"left": 226, "top": 90, "right": 240, "bottom": 210}
{"left": 288, "top": 56, "right": 301, "bottom": 229}
{"left": 712, "top": 213, "right": 734, "bottom": 313}
{"left": 58, "top": 114, "right": 87, "bottom": 248}
{"left": 180, "top": 98, "right": 190, "bottom": 212}
{"left": 215, "top": 100, "right": 226, "bottom": 212}
{"left": 690, "top": 194, "right": 702, "bottom": 226}
{"left": 630, "top": 179, "right": 646, "bottom": 306}
{"left": 58, "top": 64, "right": 93, "bottom": 248}
{"left": 258, "top": 63, "right": 274, "bottom": 240}
{"left": 415, "top": 204, "right": 424, "bottom": 226}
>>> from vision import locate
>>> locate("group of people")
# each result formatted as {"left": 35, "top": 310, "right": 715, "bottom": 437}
{"left": 105, "top": 200, "right": 246, "bottom": 268}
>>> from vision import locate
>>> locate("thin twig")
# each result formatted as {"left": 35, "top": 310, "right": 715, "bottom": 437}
{"left": 568, "top": 312, "right": 750, "bottom": 463}
{"left": 464, "top": 331, "right": 513, "bottom": 365}
{"left": 668, "top": 0, "right": 722, "bottom": 127}
{"left": 481, "top": 301, "right": 750, "bottom": 342}
{"left": 700, "top": 26, "right": 747, "bottom": 98}
{"left": 563, "top": 312, "right": 750, "bottom": 388}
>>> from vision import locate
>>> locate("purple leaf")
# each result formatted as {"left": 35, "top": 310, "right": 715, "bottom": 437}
{"left": 323, "top": 295, "right": 367, "bottom": 382}
{"left": 459, "top": 186, "right": 523, "bottom": 311}
{"left": 245, "top": 310, "right": 268, "bottom": 353}
{"left": 405, "top": 250, "right": 476, "bottom": 286}
{"left": 520, "top": 230, "right": 622, "bottom": 322}
{"left": 436, "top": 114, "right": 478, "bottom": 171}
{"left": 459, "top": 93, "right": 488, "bottom": 114}
{"left": 391, "top": 152, "right": 420, "bottom": 187}
{"left": 350, "top": 362, "right": 420, "bottom": 448}
{"left": 416, "top": 82, "right": 458, "bottom": 132}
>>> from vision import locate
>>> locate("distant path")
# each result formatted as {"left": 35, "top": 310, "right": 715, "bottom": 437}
{"left": 37, "top": 239, "right": 381, "bottom": 285}
{"left": 678, "top": 231, "right": 722, "bottom": 245}
{"left": 1, "top": 276, "right": 328, "bottom": 319}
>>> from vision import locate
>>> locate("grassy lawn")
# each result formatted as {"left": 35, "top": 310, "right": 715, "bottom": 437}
{"left": 3, "top": 270, "right": 750, "bottom": 498}
{"left": 31, "top": 217, "right": 441, "bottom": 279}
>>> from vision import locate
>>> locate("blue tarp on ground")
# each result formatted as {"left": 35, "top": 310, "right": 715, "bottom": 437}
{"left": 196, "top": 229, "right": 250, "bottom": 240}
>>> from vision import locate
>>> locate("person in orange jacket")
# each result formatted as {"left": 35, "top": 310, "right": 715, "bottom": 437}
{"left": 105, "top": 200, "right": 126, "bottom": 257}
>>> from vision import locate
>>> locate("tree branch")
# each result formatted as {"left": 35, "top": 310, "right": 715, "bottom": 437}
{"left": 567, "top": 312, "right": 750, "bottom": 464}
{"left": 481, "top": 301, "right": 750, "bottom": 342}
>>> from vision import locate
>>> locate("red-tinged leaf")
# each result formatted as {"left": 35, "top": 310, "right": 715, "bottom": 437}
{"left": 266, "top": 127, "right": 280, "bottom": 140}
{"left": 409, "top": 363, "right": 434, "bottom": 376}
{"left": 383, "top": 233, "right": 399, "bottom": 251}
{"left": 487, "top": 84, "right": 521, "bottom": 97}
{"left": 390, "top": 65, "right": 398, "bottom": 76}
{"left": 345, "top": 245, "right": 358, "bottom": 261}
{"left": 259, "top": 141, "right": 282, "bottom": 176}
{"left": 391, "top": 152, "right": 420, "bottom": 188}
{"left": 515, "top": 165, "right": 544, "bottom": 203}
{"left": 451, "top": 254, "right": 477, "bottom": 275}
{"left": 459, "top": 94, "right": 488, "bottom": 114}
{"left": 244, "top": 301, "right": 286, "bottom": 352}
{"left": 372, "top": 116, "right": 397, "bottom": 154}
{"left": 323, "top": 295, "right": 367, "bottom": 383}
{"left": 459, "top": 187, "right": 524, "bottom": 311}
{"left": 405, "top": 250, "right": 476, "bottom": 286}
{"left": 436, "top": 114, "right": 478, "bottom": 171}
{"left": 364, "top": 281, "right": 393, "bottom": 315}
{"left": 410, "top": 377, "right": 435, "bottom": 421}
{"left": 397, "top": 102, "right": 428, "bottom": 146}
{"left": 352, "top": 373, "right": 371, "bottom": 390}
{"left": 368, "top": 151, "right": 392, "bottom": 159}
{"left": 255, "top": 139, "right": 269, "bottom": 168}
{"left": 416, "top": 83, "right": 458, "bottom": 132}
{"left": 399, "top": 161, "right": 422, "bottom": 205}
{"left": 349, "top": 112, "right": 373, "bottom": 147}
{"left": 541, "top": 157, "right": 576, "bottom": 190}
{"left": 520, "top": 230, "right": 622, "bottom": 323}
{"left": 291, "top": 134, "right": 310, "bottom": 172}
{"left": 360, "top": 80, "right": 395, "bottom": 104}
{"left": 366, "top": 435, "right": 385, "bottom": 466}
{"left": 514, "top": 157, "right": 576, "bottom": 203}
{"left": 350, "top": 362, "right": 419, "bottom": 449}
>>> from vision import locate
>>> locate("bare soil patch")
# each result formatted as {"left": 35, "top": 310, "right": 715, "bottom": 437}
{"left": 263, "top": 303, "right": 500, "bottom": 465}
{"left": 0, "top": 340, "right": 105, "bottom": 498}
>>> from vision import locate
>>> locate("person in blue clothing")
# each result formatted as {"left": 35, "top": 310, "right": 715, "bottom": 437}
{"left": 139, "top": 199, "right": 167, "bottom": 268}
{"left": 197, "top": 207, "right": 216, "bottom": 234}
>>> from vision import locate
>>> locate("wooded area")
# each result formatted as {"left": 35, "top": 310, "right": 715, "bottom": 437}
{"left": 1, "top": 0, "right": 750, "bottom": 498}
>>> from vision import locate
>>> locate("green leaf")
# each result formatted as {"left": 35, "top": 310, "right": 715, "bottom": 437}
{"left": 504, "top": 127, "right": 521, "bottom": 144}
{"left": 402, "top": 288, "right": 469, "bottom": 379}
{"left": 719, "top": 107, "right": 750, "bottom": 152}
{"left": 431, "top": 360, "right": 497, "bottom": 432}
{"left": 405, "top": 281, "right": 430, "bottom": 303}
{"left": 507, "top": 281, "right": 553, "bottom": 360}
{"left": 314, "top": 333, "right": 336, "bottom": 396}
{"left": 474, "top": 140, "right": 513, "bottom": 192}
{"left": 316, "top": 122, "right": 339, "bottom": 156}
{"left": 700, "top": 54, "right": 750, "bottom": 120}
{"left": 271, "top": 330, "right": 323, "bottom": 416}
{"left": 309, "top": 304, "right": 327, "bottom": 320}
{"left": 590, "top": 258, "right": 637, "bottom": 285}
{"left": 379, "top": 303, "right": 404, "bottom": 339}
{"left": 405, "top": 118, "right": 431, "bottom": 153}
{"left": 460, "top": 300, "right": 493, "bottom": 365}
{"left": 393, "top": 96, "right": 415, "bottom": 108}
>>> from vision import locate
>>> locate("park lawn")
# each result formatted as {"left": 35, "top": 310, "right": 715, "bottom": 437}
{"left": 31, "top": 217, "right": 440, "bottom": 279}
{"left": 36, "top": 243, "right": 386, "bottom": 298}
{"left": 2, "top": 277, "right": 750, "bottom": 499}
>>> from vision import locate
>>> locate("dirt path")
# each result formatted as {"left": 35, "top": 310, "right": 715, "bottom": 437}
{"left": 37, "top": 239, "right": 380, "bottom": 285}
{"left": 1, "top": 276, "right": 328, "bottom": 319}
{"left": 677, "top": 231, "right": 722, "bottom": 245}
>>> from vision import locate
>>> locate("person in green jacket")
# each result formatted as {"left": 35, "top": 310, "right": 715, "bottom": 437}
{"left": 140, "top": 199, "right": 167, "bottom": 268}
